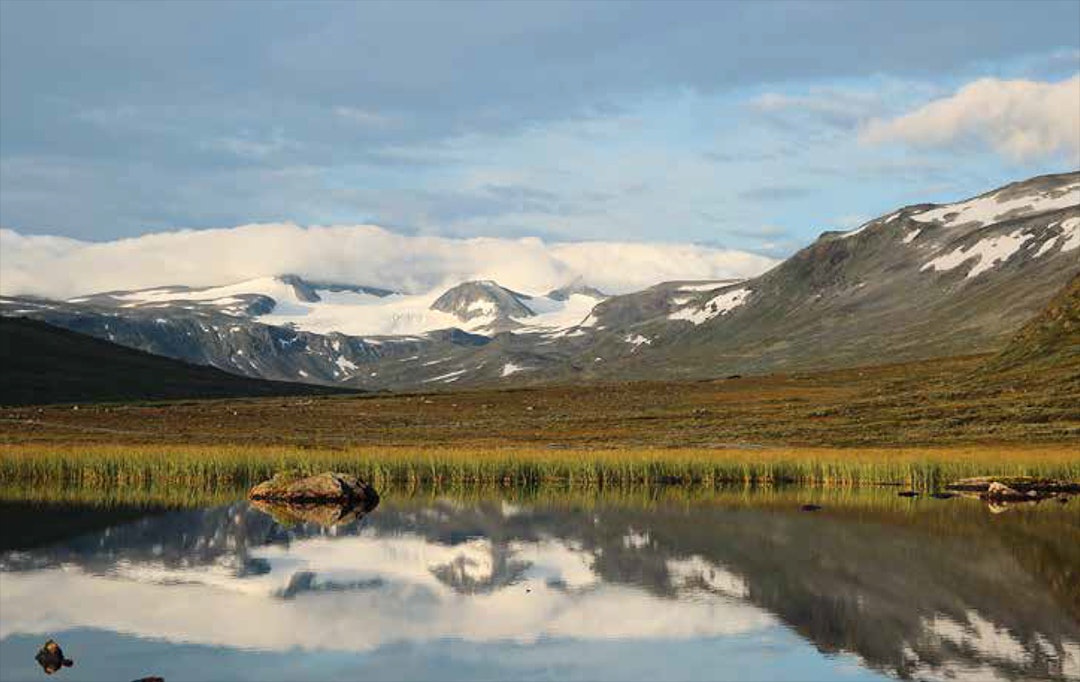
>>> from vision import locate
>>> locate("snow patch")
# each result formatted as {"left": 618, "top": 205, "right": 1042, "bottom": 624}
{"left": 500, "top": 363, "right": 529, "bottom": 377}
{"left": 912, "top": 183, "right": 1080, "bottom": 227}
{"left": 335, "top": 356, "right": 358, "bottom": 373}
{"left": 902, "top": 228, "right": 922, "bottom": 244}
{"left": 921, "top": 230, "right": 1034, "bottom": 278}
{"left": 423, "top": 368, "right": 468, "bottom": 383}
{"left": 669, "top": 288, "right": 751, "bottom": 325}
{"left": 624, "top": 334, "right": 651, "bottom": 349}
{"left": 677, "top": 281, "right": 737, "bottom": 293}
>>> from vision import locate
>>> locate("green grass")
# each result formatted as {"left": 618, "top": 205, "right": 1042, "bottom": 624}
{"left": 2, "top": 443, "right": 1077, "bottom": 501}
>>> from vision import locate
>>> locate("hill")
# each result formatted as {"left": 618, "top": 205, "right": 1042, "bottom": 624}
{"left": 0, "top": 317, "right": 353, "bottom": 406}
{"left": 988, "top": 272, "right": 1079, "bottom": 374}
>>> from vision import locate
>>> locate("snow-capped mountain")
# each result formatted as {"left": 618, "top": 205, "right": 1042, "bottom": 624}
{"left": 2, "top": 171, "right": 1077, "bottom": 390}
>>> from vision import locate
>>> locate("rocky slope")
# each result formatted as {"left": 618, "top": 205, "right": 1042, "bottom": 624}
{"left": 0, "top": 317, "right": 348, "bottom": 405}
{"left": 2, "top": 171, "right": 1077, "bottom": 390}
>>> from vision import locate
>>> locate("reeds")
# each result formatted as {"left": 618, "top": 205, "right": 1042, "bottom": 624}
{"left": 1, "top": 443, "right": 1077, "bottom": 496}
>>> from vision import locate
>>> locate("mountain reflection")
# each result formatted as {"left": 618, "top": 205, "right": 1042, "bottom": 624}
{"left": 1, "top": 496, "right": 1077, "bottom": 681}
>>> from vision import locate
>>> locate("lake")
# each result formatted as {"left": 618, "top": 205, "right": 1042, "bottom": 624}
{"left": 1, "top": 488, "right": 1077, "bottom": 681}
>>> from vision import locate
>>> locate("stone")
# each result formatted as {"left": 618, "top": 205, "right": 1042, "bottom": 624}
{"left": 248, "top": 471, "right": 379, "bottom": 508}
{"left": 34, "top": 639, "right": 73, "bottom": 674}
{"left": 946, "top": 477, "right": 1080, "bottom": 494}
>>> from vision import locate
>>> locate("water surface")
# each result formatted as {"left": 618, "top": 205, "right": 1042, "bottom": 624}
{"left": 1, "top": 489, "right": 1077, "bottom": 681}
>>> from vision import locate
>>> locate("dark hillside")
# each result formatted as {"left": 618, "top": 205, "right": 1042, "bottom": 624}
{"left": 0, "top": 317, "right": 353, "bottom": 406}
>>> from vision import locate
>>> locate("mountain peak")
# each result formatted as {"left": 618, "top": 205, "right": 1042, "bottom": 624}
{"left": 430, "top": 281, "right": 535, "bottom": 323}
{"left": 546, "top": 277, "right": 606, "bottom": 301}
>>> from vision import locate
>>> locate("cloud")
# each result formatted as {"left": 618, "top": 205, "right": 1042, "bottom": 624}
{"left": 860, "top": 75, "right": 1080, "bottom": 162}
{"left": 0, "top": 224, "right": 777, "bottom": 300}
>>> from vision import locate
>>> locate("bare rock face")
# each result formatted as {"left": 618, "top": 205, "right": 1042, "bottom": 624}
{"left": 248, "top": 472, "right": 379, "bottom": 508}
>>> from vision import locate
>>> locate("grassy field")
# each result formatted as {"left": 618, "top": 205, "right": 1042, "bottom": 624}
{"left": 1, "top": 352, "right": 1078, "bottom": 449}
{"left": 2, "top": 338, "right": 1076, "bottom": 497}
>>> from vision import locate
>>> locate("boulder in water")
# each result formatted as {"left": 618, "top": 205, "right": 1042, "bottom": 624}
{"left": 248, "top": 472, "right": 379, "bottom": 508}
{"left": 34, "top": 639, "right": 73, "bottom": 674}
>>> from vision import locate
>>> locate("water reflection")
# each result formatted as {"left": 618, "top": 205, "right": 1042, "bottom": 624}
{"left": 0, "top": 493, "right": 1077, "bottom": 681}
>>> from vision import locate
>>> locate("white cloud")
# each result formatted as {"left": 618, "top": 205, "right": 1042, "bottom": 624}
{"left": 0, "top": 224, "right": 777, "bottom": 300}
{"left": 0, "top": 533, "right": 774, "bottom": 652}
{"left": 860, "top": 75, "right": 1080, "bottom": 162}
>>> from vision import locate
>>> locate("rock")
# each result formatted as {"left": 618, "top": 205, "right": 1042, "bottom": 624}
{"left": 897, "top": 491, "right": 919, "bottom": 498}
{"left": 946, "top": 476, "right": 1080, "bottom": 495}
{"left": 800, "top": 504, "right": 822, "bottom": 512}
{"left": 930, "top": 492, "right": 956, "bottom": 500}
{"left": 250, "top": 498, "right": 375, "bottom": 527}
{"left": 982, "top": 481, "right": 1040, "bottom": 503}
{"left": 131, "top": 678, "right": 165, "bottom": 682}
{"left": 248, "top": 472, "right": 379, "bottom": 508}
{"left": 34, "top": 639, "right": 73, "bottom": 674}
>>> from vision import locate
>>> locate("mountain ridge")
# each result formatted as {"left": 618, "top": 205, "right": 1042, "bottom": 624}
{"left": 2, "top": 171, "right": 1077, "bottom": 391}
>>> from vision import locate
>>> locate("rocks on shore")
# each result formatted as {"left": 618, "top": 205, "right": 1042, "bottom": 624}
{"left": 945, "top": 476, "right": 1077, "bottom": 504}
{"left": 248, "top": 472, "right": 379, "bottom": 507}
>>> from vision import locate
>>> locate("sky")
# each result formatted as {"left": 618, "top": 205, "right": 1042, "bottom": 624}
{"left": 0, "top": 0, "right": 1078, "bottom": 282}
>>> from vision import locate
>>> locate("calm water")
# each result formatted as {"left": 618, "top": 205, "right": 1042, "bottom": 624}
{"left": 0, "top": 491, "right": 1077, "bottom": 681}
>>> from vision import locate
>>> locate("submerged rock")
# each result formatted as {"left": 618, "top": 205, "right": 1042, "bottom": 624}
{"left": 34, "top": 639, "right": 73, "bottom": 674}
{"left": 248, "top": 471, "right": 379, "bottom": 507}
{"left": 897, "top": 491, "right": 919, "bottom": 498}
{"left": 800, "top": 504, "right": 822, "bottom": 512}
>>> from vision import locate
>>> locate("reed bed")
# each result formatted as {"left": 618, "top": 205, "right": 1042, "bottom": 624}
{"left": 1, "top": 442, "right": 1077, "bottom": 496}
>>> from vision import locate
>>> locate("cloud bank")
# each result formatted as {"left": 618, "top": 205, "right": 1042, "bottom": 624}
{"left": 861, "top": 75, "right": 1080, "bottom": 162}
{"left": 0, "top": 224, "right": 777, "bottom": 300}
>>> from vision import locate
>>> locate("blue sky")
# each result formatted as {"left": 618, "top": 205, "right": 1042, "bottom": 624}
{"left": 1, "top": 0, "right": 1078, "bottom": 258}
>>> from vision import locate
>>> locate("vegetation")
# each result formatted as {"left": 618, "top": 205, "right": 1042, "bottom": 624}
{"left": 1, "top": 443, "right": 1077, "bottom": 499}
{"left": 984, "top": 272, "right": 1079, "bottom": 375}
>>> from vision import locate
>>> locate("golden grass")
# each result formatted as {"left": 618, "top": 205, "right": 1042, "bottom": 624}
{"left": 1, "top": 442, "right": 1077, "bottom": 496}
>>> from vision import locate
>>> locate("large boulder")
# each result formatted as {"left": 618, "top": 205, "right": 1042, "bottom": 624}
{"left": 248, "top": 472, "right": 379, "bottom": 509}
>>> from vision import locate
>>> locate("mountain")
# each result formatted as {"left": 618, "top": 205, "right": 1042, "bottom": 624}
{"left": 430, "top": 280, "right": 536, "bottom": 332}
{"left": 560, "top": 171, "right": 1080, "bottom": 381}
{"left": 0, "top": 317, "right": 351, "bottom": 405}
{"left": 1, "top": 172, "right": 1077, "bottom": 390}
